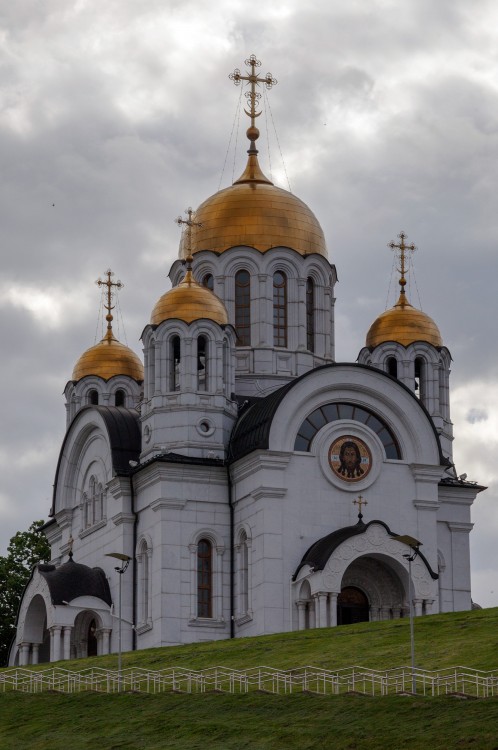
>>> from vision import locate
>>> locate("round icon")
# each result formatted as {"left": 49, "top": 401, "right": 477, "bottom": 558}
{"left": 328, "top": 435, "right": 372, "bottom": 483}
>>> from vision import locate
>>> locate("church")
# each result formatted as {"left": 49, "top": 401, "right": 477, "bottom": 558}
{"left": 10, "top": 56, "right": 484, "bottom": 666}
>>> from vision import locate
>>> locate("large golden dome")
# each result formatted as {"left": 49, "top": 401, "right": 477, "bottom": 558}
{"left": 72, "top": 330, "right": 144, "bottom": 382}
{"left": 182, "top": 154, "right": 327, "bottom": 258}
{"left": 151, "top": 266, "right": 228, "bottom": 326}
{"left": 366, "top": 292, "right": 443, "bottom": 349}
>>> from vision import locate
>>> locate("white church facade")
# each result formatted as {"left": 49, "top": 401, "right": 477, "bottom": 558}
{"left": 10, "top": 56, "right": 484, "bottom": 666}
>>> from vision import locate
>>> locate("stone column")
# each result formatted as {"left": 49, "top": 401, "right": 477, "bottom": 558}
{"left": 424, "top": 599, "right": 434, "bottom": 615}
{"left": 19, "top": 642, "right": 30, "bottom": 666}
{"left": 50, "top": 626, "right": 62, "bottom": 662}
{"left": 329, "top": 593, "right": 338, "bottom": 627}
{"left": 31, "top": 643, "right": 39, "bottom": 665}
{"left": 63, "top": 626, "right": 72, "bottom": 661}
{"left": 100, "top": 628, "right": 111, "bottom": 655}
{"left": 317, "top": 593, "right": 328, "bottom": 629}
{"left": 380, "top": 605, "right": 391, "bottom": 621}
{"left": 296, "top": 601, "right": 306, "bottom": 631}
{"left": 414, "top": 599, "right": 423, "bottom": 617}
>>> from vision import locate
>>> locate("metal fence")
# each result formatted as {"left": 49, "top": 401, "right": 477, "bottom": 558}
{"left": 1, "top": 665, "right": 497, "bottom": 697}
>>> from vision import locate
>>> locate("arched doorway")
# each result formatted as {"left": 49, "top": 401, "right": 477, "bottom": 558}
{"left": 87, "top": 618, "right": 98, "bottom": 657}
{"left": 337, "top": 586, "right": 369, "bottom": 625}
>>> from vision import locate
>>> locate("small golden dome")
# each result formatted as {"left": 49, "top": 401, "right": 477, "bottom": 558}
{"left": 72, "top": 330, "right": 144, "bottom": 382}
{"left": 151, "top": 267, "right": 229, "bottom": 326}
{"left": 366, "top": 292, "right": 443, "bottom": 349}
{"left": 182, "top": 154, "right": 327, "bottom": 258}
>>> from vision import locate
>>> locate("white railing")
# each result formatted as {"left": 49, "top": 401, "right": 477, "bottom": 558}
{"left": 1, "top": 665, "right": 497, "bottom": 697}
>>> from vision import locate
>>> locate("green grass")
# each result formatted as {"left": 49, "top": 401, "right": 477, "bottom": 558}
{"left": 2, "top": 608, "right": 498, "bottom": 750}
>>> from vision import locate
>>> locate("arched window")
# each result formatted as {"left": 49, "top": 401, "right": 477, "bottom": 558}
{"left": 235, "top": 269, "right": 251, "bottom": 346}
{"left": 88, "top": 389, "right": 99, "bottom": 405}
{"left": 197, "top": 539, "right": 212, "bottom": 618}
{"left": 415, "top": 357, "right": 425, "bottom": 401}
{"left": 202, "top": 273, "right": 214, "bottom": 291}
{"left": 83, "top": 476, "right": 104, "bottom": 529}
{"left": 386, "top": 357, "right": 398, "bottom": 378}
{"left": 169, "top": 336, "right": 181, "bottom": 391}
{"left": 115, "top": 389, "right": 125, "bottom": 407}
{"left": 273, "top": 271, "right": 287, "bottom": 347}
{"left": 306, "top": 277, "right": 315, "bottom": 352}
{"left": 197, "top": 336, "right": 208, "bottom": 391}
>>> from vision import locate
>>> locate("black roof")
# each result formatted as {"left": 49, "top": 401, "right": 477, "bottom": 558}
{"left": 37, "top": 557, "right": 112, "bottom": 606}
{"left": 229, "top": 362, "right": 444, "bottom": 463}
{"left": 51, "top": 405, "right": 141, "bottom": 516}
{"left": 293, "top": 518, "right": 439, "bottom": 581}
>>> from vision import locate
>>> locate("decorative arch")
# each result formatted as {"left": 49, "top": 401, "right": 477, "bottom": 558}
{"left": 188, "top": 530, "right": 225, "bottom": 625}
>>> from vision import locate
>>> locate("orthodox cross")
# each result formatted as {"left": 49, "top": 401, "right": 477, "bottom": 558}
{"left": 229, "top": 54, "right": 277, "bottom": 131}
{"left": 353, "top": 495, "right": 368, "bottom": 520}
{"left": 175, "top": 207, "right": 203, "bottom": 265}
{"left": 388, "top": 231, "right": 416, "bottom": 298}
{"left": 96, "top": 269, "right": 123, "bottom": 332}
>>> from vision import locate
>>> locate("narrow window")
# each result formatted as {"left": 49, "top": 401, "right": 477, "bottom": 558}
{"left": 387, "top": 357, "right": 398, "bottom": 378}
{"left": 170, "top": 336, "right": 181, "bottom": 391}
{"left": 88, "top": 389, "right": 99, "bottom": 405}
{"left": 306, "top": 277, "right": 315, "bottom": 352}
{"left": 197, "top": 336, "right": 208, "bottom": 391}
{"left": 115, "top": 389, "right": 125, "bottom": 407}
{"left": 239, "top": 531, "right": 249, "bottom": 615}
{"left": 235, "top": 270, "right": 251, "bottom": 346}
{"left": 197, "top": 539, "right": 212, "bottom": 618}
{"left": 202, "top": 273, "right": 214, "bottom": 291}
{"left": 273, "top": 271, "right": 287, "bottom": 347}
{"left": 138, "top": 540, "right": 150, "bottom": 625}
{"left": 415, "top": 357, "right": 425, "bottom": 401}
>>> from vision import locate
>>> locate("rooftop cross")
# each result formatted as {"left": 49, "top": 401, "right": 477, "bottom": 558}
{"left": 229, "top": 54, "right": 277, "bottom": 152}
{"left": 388, "top": 232, "right": 417, "bottom": 300}
{"left": 353, "top": 495, "right": 368, "bottom": 520}
{"left": 96, "top": 269, "right": 123, "bottom": 334}
{"left": 176, "top": 207, "right": 203, "bottom": 265}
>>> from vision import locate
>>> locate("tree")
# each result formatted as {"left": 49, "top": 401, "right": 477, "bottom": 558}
{"left": 0, "top": 520, "right": 50, "bottom": 666}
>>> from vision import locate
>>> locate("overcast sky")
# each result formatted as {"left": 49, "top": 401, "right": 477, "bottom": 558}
{"left": 1, "top": 0, "right": 496, "bottom": 608}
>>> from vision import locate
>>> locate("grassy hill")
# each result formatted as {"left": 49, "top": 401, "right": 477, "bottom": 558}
{"left": 1, "top": 607, "right": 498, "bottom": 750}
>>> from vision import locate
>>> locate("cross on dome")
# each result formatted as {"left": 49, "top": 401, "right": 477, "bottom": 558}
{"left": 229, "top": 54, "right": 277, "bottom": 152}
{"left": 388, "top": 232, "right": 417, "bottom": 302}
{"left": 96, "top": 269, "right": 123, "bottom": 334}
{"left": 176, "top": 207, "right": 203, "bottom": 267}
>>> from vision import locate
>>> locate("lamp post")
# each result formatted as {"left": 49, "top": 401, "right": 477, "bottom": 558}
{"left": 106, "top": 552, "right": 131, "bottom": 691}
{"left": 392, "top": 534, "right": 421, "bottom": 695}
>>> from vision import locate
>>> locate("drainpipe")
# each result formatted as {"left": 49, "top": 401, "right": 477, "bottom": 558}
{"left": 227, "top": 461, "right": 235, "bottom": 639}
{"left": 130, "top": 472, "right": 137, "bottom": 652}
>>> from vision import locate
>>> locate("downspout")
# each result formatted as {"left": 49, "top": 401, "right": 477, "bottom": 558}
{"left": 227, "top": 461, "right": 235, "bottom": 639}
{"left": 130, "top": 471, "right": 137, "bottom": 652}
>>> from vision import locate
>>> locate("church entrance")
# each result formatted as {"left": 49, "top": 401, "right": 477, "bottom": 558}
{"left": 337, "top": 586, "right": 369, "bottom": 625}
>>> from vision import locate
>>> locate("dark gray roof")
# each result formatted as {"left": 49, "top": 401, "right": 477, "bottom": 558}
{"left": 229, "top": 362, "right": 444, "bottom": 463}
{"left": 51, "top": 405, "right": 141, "bottom": 516}
{"left": 293, "top": 518, "right": 439, "bottom": 581}
{"left": 38, "top": 557, "right": 112, "bottom": 606}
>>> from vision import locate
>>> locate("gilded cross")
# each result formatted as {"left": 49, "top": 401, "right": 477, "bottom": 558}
{"left": 353, "top": 495, "right": 368, "bottom": 519}
{"left": 96, "top": 269, "right": 123, "bottom": 332}
{"left": 175, "top": 207, "right": 203, "bottom": 263}
{"left": 229, "top": 55, "right": 277, "bottom": 130}
{"left": 388, "top": 232, "right": 416, "bottom": 296}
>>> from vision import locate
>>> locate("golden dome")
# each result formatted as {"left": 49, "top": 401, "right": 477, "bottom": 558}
{"left": 151, "top": 266, "right": 229, "bottom": 326}
{"left": 72, "top": 330, "right": 144, "bottom": 382}
{"left": 366, "top": 292, "right": 443, "bottom": 349}
{"left": 183, "top": 154, "right": 327, "bottom": 258}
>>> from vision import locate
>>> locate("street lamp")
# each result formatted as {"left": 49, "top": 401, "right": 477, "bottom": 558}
{"left": 392, "top": 534, "right": 421, "bottom": 694}
{"left": 106, "top": 552, "right": 131, "bottom": 691}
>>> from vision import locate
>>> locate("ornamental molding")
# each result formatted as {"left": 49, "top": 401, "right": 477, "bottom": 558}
{"left": 150, "top": 497, "right": 188, "bottom": 512}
